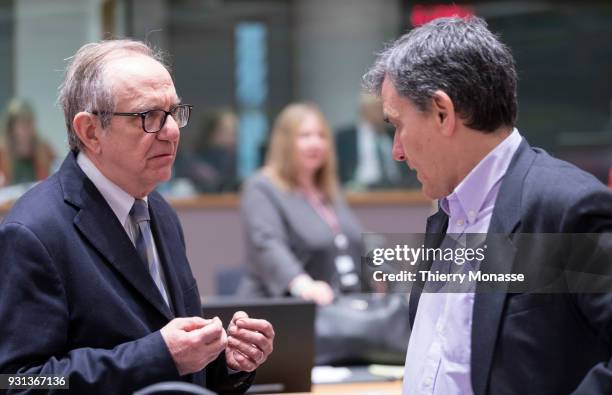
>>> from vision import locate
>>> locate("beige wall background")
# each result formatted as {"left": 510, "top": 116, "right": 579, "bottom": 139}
{"left": 176, "top": 197, "right": 433, "bottom": 296}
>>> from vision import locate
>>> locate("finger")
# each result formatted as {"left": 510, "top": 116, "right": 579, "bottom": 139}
{"left": 199, "top": 328, "right": 228, "bottom": 359}
{"left": 225, "top": 349, "right": 242, "bottom": 372}
{"left": 319, "top": 285, "right": 335, "bottom": 304}
{"left": 316, "top": 282, "right": 334, "bottom": 295}
{"left": 232, "top": 350, "right": 257, "bottom": 372}
{"left": 302, "top": 293, "right": 318, "bottom": 303}
{"left": 228, "top": 311, "right": 248, "bottom": 332}
{"left": 231, "top": 329, "right": 273, "bottom": 355}
{"left": 236, "top": 318, "right": 275, "bottom": 339}
{"left": 231, "top": 311, "right": 249, "bottom": 323}
{"left": 315, "top": 296, "right": 331, "bottom": 306}
{"left": 210, "top": 316, "right": 224, "bottom": 328}
{"left": 228, "top": 335, "right": 264, "bottom": 363}
{"left": 316, "top": 290, "right": 334, "bottom": 305}
{"left": 193, "top": 320, "right": 224, "bottom": 344}
{"left": 175, "top": 316, "right": 210, "bottom": 331}
{"left": 208, "top": 330, "right": 228, "bottom": 354}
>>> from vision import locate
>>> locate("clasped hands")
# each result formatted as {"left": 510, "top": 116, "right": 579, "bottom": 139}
{"left": 161, "top": 311, "right": 275, "bottom": 376}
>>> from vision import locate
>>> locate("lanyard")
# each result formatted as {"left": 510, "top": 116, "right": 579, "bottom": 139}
{"left": 305, "top": 192, "right": 339, "bottom": 233}
{"left": 303, "top": 190, "right": 349, "bottom": 250}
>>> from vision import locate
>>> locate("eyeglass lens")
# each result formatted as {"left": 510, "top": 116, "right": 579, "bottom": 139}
{"left": 143, "top": 105, "right": 191, "bottom": 133}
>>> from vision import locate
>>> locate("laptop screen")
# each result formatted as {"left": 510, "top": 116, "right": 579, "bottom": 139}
{"left": 202, "top": 297, "right": 316, "bottom": 393}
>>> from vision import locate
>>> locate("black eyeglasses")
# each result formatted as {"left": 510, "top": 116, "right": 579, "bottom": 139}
{"left": 92, "top": 104, "right": 193, "bottom": 133}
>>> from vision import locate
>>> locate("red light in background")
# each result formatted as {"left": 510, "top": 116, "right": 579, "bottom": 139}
{"left": 410, "top": 4, "right": 475, "bottom": 27}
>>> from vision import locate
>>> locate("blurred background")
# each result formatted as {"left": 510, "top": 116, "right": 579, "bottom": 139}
{"left": 0, "top": 0, "right": 611, "bottom": 294}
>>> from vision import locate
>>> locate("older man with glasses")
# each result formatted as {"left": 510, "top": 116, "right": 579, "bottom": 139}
{"left": 0, "top": 39, "right": 274, "bottom": 394}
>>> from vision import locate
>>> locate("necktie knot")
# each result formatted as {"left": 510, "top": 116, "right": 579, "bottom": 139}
{"left": 130, "top": 199, "right": 150, "bottom": 224}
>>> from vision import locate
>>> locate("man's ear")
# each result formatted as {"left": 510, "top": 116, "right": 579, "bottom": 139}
{"left": 431, "top": 90, "right": 456, "bottom": 137}
{"left": 73, "top": 112, "right": 102, "bottom": 154}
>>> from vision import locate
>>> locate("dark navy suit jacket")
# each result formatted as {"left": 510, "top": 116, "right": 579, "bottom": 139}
{"left": 0, "top": 153, "right": 252, "bottom": 394}
{"left": 409, "top": 140, "right": 612, "bottom": 394}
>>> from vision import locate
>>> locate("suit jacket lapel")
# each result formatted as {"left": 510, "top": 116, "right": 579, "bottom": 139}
{"left": 471, "top": 139, "right": 536, "bottom": 395}
{"left": 148, "top": 193, "right": 186, "bottom": 317}
{"left": 60, "top": 153, "right": 173, "bottom": 321}
{"left": 408, "top": 206, "right": 448, "bottom": 327}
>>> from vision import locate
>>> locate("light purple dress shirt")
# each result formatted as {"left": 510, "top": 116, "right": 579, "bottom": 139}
{"left": 403, "top": 129, "right": 522, "bottom": 395}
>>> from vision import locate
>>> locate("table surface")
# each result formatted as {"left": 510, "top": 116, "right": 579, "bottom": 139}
{"left": 272, "top": 380, "right": 402, "bottom": 395}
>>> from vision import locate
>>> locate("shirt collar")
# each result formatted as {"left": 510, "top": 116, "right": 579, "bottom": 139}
{"left": 441, "top": 128, "right": 522, "bottom": 223}
{"left": 77, "top": 152, "right": 147, "bottom": 227}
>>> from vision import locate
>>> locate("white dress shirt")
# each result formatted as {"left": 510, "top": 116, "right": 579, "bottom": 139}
{"left": 403, "top": 129, "right": 522, "bottom": 395}
{"left": 76, "top": 152, "right": 169, "bottom": 297}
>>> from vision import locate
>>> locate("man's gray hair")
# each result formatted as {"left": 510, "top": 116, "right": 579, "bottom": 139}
{"left": 363, "top": 17, "right": 517, "bottom": 132}
{"left": 58, "top": 39, "right": 168, "bottom": 152}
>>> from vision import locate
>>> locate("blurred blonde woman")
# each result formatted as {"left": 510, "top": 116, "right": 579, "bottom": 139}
{"left": 239, "top": 103, "right": 364, "bottom": 305}
{"left": 0, "top": 99, "right": 55, "bottom": 187}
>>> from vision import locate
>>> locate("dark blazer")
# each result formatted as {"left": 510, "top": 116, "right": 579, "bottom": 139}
{"left": 335, "top": 126, "right": 359, "bottom": 184}
{"left": 335, "top": 125, "right": 419, "bottom": 188}
{"left": 0, "top": 153, "right": 252, "bottom": 394}
{"left": 409, "top": 140, "right": 612, "bottom": 395}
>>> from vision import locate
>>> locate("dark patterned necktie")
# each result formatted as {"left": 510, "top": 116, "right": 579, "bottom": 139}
{"left": 130, "top": 199, "right": 170, "bottom": 306}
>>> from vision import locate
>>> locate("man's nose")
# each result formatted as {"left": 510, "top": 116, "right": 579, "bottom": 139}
{"left": 392, "top": 132, "right": 405, "bottom": 161}
{"left": 157, "top": 115, "right": 180, "bottom": 142}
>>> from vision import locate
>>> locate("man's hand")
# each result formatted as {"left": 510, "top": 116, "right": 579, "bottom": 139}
{"left": 160, "top": 316, "right": 227, "bottom": 376}
{"left": 225, "top": 311, "right": 275, "bottom": 372}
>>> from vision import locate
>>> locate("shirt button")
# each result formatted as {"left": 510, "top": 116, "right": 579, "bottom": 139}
{"left": 456, "top": 218, "right": 465, "bottom": 226}
{"left": 468, "top": 209, "right": 476, "bottom": 218}
{"left": 424, "top": 377, "right": 433, "bottom": 387}
{"left": 436, "top": 322, "right": 444, "bottom": 333}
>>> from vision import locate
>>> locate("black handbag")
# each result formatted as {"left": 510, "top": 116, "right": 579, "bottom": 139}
{"left": 314, "top": 293, "right": 411, "bottom": 365}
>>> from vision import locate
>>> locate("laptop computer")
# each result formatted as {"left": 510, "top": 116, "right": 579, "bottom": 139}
{"left": 202, "top": 297, "right": 316, "bottom": 393}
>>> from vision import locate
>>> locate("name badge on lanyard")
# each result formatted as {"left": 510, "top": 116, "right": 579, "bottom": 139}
{"left": 334, "top": 233, "right": 348, "bottom": 250}
{"left": 333, "top": 233, "right": 357, "bottom": 285}
{"left": 305, "top": 191, "right": 358, "bottom": 287}
{"left": 335, "top": 255, "right": 358, "bottom": 287}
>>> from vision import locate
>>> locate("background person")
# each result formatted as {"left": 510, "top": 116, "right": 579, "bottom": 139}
{"left": 336, "top": 94, "right": 402, "bottom": 189}
{"left": 239, "top": 102, "right": 365, "bottom": 305}
{"left": 175, "top": 109, "right": 239, "bottom": 193}
{"left": 0, "top": 98, "right": 55, "bottom": 187}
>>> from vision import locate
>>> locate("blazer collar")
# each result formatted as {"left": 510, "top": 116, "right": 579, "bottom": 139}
{"left": 471, "top": 139, "right": 537, "bottom": 395}
{"left": 148, "top": 192, "right": 187, "bottom": 317}
{"left": 488, "top": 138, "right": 535, "bottom": 234}
{"left": 408, "top": 205, "right": 449, "bottom": 327}
{"left": 59, "top": 152, "right": 174, "bottom": 321}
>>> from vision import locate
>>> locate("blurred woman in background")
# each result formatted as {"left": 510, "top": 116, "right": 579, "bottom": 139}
{"left": 0, "top": 99, "right": 55, "bottom": 187}
{"left": 239, "top": 102, "right": 364, "bottom": 305}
